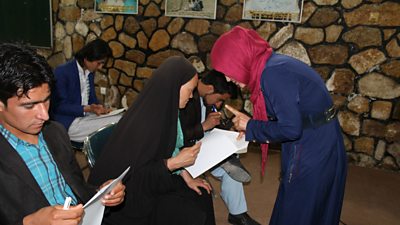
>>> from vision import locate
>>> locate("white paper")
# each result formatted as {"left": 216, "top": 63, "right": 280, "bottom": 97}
{"left": 79, "top": 166, "right": 131, "bottom": 225}
{"left": 97, "top": 107, "right": 126, "bottom": 118}
{"left": 185, "top": 129, "right": 249, "bottom": 178}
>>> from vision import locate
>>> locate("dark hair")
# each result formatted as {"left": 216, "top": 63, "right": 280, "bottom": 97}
{"left": 202, "top": 70, "right": 238, "bottom": 99}
{"left": 75, "top": 39, "right": 112, "bottom": 65}
{"left": 0, "top": 42, "right": 54, "bottom": 105}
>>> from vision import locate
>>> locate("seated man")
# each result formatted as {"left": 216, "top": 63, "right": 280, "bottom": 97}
{"left": 180, "top": 70, "right": 260, "bottom": 225}
{"left": 0, "top": 43, "right": 125, "bottom": 225}
{"left": 51, "top": 39, "right": 122, "bottom": 143}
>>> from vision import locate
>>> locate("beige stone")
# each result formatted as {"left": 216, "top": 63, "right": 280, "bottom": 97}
{"left": 158, "top": 16, "right": 171, "bottom": 28}
{"left": 314, "top": 0, "right": 338, "bottom": 5}
{"left": 386, "top": 38, "right": 400, "bottom": 58}
{"left": 63, "top": 36, "right": 73, "bottom": 59}
{"left": 53, "top": 0, "right": 59, "bottom": 12}
{"left": 140, "top": 0, "right": 151, "bottom": 5}
{"left": 349, "top": 49, "right": 386, "bottom": 74}
{"left": 75, "top": 21, "right": 89, "bottom": 37}
{"left": 115, "top": 15, "right": 124, "bottom": 31}
{"left": 308, "top": 45, "right": 348, "bottom": 65}
{"left": 119, "top": 73, "right": 133, "bottom": 86}
{"left": 140, "top": 18, "right": 157, "bottom": 37}
{"left": 171, "top": 32, "right": 198, "bottom": 54}
{"left": 387, "top": 142, "right": 400, "bottom": 167}
{"left": 358, "top": 72, "right": 400, "bottom": 99}
{"left": 269, "top": 24, "right": 294, "bottom": 49}
{"left": 301, "top": 1, "right": 317, "bottom": 23}
{"left": 59, "top": 6, "right": 81, "bottom": 21}
{"left": 220, "top": 0, "right": 236, "bottom": 6}
{"left": 81, "top": 9, "right": 102, "bottom": 22}
{"left": 47, "top": 53, "right": 66, "bottom": 69}
{"left": 149, "top": 29, "right": 170, "bottom": 52}
{"left": 354, "top": 137, "right": 375, "bottom": 156}
{"left": 371, "top": 101, "right": 392, "bottom": 120}
{"left": 188, "top": 56, "right": 205, "bottom": 73}
{"left": 185, "top": 20, "right": 210, "bottom": 36}
{"left": 137, "top": 31, "right": 148, "bottom": 50}
{"left": 167, "top": 18, "right": 185, "bottom": 35}
{"left": 314, "top": 66, "right": 331, "bottom": 81}
{"left": 136, "top": 67, "right": 154, "bottom": 79}
{"left": 338, "top": 111, "right": 360, "bottom": 136}
{"left": 198, "top": 34, "right": 218, "bottom": 52}
{"left": 126, "top": 50, "right": 146, "bottom": 64}
{"left": 216, "top": 5, "right": 226, "bottom": 20}
{"left": 123, "top": 16, "right": 140, "bottom": 35}
{"left": 109, "top": 41, "right": 125, "bottom": 58}
{"left": 122, "top": 89, "right": 138, "bottom": 107}
{"left": 72, "top": 34, "right": 85, "bottom": 53}
{"left": 341, "top": 0, "right": 363, "bottom": 9}
{"left": 326, "top": 68, "right": 355, "bottom": 94}
{"left": 133, "top": 79, "right": 145, "bottom": 92}
{"left": 66, "top": 22, "right": 76, "bottom": 35}
{"left": 89, "top": 23, "right": 101, "bottom": 36}
{"left": 100, "top": 15, "right": 114, "bottom": 30}
{"left": 347, "top": 96, "right": 370, "bottom": 114}
{"left": 277, "top": 41, "right": 311, "bottom": 65}
{"left": 309, "top": 7, "right": 339, "bottom": 27}
{"left": 381, "top": 156, "right": 398, "bottom": 170}
{"left": 77, "top": 0, "right": 92, "bottom": 8}
{"left": 114, "top": 60, "right": 137, "bottom": 76}
{"left": 101, "top": 27, "right": 117, "bottom": 42}
{"left": 377, "top": 48, "right": 397, "bottom": 67}
{"left": 147, "top": 50, "right": 184, "bottom": 67}
{"left": 104, "top": 86, "right": 121, "bottom": 108}
{"left": 325, "top": 25, "right": 343, "bottom": 43}
{"left": 144, "top": 2, "right": 161, "bottom": 17}
{"left": 375, "top": 140, "right": 386, "bottom": 161}
{"left": 383, "top": 29, "right": 396, "bottom": 41}
{"left": 362, "top": 119, "right": 386, "bottom": 138}
{"left": 108, "top": 69, "right": 120, "bottom": 85}
{"left": 225, "top": 4, "right": 242, "bottom": 22}
{"left": 342, "top": 26, "right": 382, "bottom": 49}
{"left": 54, "top": 39, "right": 64, "bottom": 53}
{"left": 344, "top": 2, "right": 400, "bottom": 27}
{"left": 342, "top": 134, "right": 352, "bottom": 151}
{"left": 386, "top": 123, "right": 400, "bottom": 142}
{"left": 331, "top": 94, "right": 347, "bottom": 109}
{"left": 55, "top": 22, "right": 66, "bottom": 40}
{"left": 118, "top": 33, "right": 137, "bottom": 48}
{"left": 86, "top": 33, "right": 98, "bottom": 44}
{"left": 257, "top": 23, "right": 276, "bottom": 41}
{"left": 294, "top": 27, "right": 324, "bottom": 45}
{"left": 211, "top": 22, "right": 231, "bottom": 36}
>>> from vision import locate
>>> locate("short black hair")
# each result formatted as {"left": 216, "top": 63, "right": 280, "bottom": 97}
{"left": 75, "top": 39, "right": 112, "bottom": 65}
{"left": 202, "top": 70, "right": 238, "bottom": 99}
{"left": 0, "top": 42, "right": 54, "bottom": 105}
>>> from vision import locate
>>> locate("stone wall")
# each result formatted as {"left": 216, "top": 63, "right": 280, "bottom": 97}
{"left": 41, "top": 0, "right": 399, "bottom": 171}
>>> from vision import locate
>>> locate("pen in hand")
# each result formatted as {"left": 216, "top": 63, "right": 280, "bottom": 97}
{"left": 63, "top": 197, "right": 72, "bottom": 210}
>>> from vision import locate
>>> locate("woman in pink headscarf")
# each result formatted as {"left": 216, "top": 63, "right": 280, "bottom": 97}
{"left": 211, "top": 26, "right": 347, "bottom": 225}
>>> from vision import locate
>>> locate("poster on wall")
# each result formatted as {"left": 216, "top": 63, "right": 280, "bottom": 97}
{"left": 165, "top": 0, "right": 217, "bottom": 19}
{"left": 242, "top": 0, "right": 304, "bottom": 23}
{"left": 95, "top": 0, "right": 138, "bottom": 14}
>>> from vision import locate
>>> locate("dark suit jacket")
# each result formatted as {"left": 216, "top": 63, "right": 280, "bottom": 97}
{"left": 179, "top": 90, "right": 204, "bottom": 147}
{"left": 0, "top": 121, "right": 95, "bottom": 225}
{"left": 51, "top": 59, "right": 98, "bottom": 130}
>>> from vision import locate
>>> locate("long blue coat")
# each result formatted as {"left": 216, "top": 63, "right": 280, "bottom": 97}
{"left": 246, "top": 53, "right": 347, "bottom": 225}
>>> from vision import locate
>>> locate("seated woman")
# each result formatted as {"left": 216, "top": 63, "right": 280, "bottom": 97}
{"left": 88, "top": 56, "right": 215, "bottom": 225}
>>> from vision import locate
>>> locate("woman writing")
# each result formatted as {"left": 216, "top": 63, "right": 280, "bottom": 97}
{"left": 89, "top": 56, "right": 215, "bottom": 225}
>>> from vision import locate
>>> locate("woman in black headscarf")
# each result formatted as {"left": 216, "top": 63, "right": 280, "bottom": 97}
{"left": 88, "top": 56, "right": 215, "bottom": 225}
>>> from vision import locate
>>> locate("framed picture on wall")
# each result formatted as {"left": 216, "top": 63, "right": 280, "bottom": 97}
{"left": 165, "top": 0, "right": 217, "bottom": 19}
{"left": 242, "top": 0, "right": 304, "bottom": 23}
{"left": 95, "top": 0, "right": 138, "bottom": 14}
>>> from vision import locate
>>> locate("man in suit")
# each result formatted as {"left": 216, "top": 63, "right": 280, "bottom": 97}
{"left": 0, "top": 43, "right": 125, "bottom": 225}
{"left": 180, "top": 70, "right": 260, "bottom": 225}
{"left": 51, "top": 39, "right": 122, "bottom": 143}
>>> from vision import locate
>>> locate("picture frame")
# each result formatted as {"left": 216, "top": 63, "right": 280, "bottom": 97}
{"left": 242, "top": 0, "right": 304, "bottom": 23}
{"left": 165, "top": 0, "right": 217, "bottom": 20}
{"left": 95, "top": 0, "right": 138, "bottom": 14}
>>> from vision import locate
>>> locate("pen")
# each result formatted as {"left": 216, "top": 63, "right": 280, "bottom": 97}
{"left": 211, "top": 105, "right": 217, "bottom": 112}
{"left": 63, "top": 196, "right": 72, "bottom": 210}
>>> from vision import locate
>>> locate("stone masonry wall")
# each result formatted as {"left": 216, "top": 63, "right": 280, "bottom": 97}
{"left": 40, "top": 0, "right": 400, "bottom": 171}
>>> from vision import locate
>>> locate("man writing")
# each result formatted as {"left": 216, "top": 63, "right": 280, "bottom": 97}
{"left": 0, "top": 43, "right": 125, "bottom": 225}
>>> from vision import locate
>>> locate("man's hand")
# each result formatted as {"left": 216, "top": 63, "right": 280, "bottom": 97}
{"left": 23, "top": 205, "right": 83, "bottom": 225}
{"left": 99, "top": 180, "right": 126, "bottom": 206}
{"left": 202, "top": 112, "right": 221, "bottom": 131}
{"left": 167, "top": 142, "right": 201, "bottom": 171}
{"left": 225, "top": 105, "right": 251, "bottom": 139}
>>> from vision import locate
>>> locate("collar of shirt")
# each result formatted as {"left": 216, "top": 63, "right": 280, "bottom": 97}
{"left": 0, "top": 124, "right": 44, "bottom": 148}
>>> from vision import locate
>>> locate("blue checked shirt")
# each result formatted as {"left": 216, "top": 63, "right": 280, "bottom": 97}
{"left": 0, "top": 125, "right": 78, "bottom": 206}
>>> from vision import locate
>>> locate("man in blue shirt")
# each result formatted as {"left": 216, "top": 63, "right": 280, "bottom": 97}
{"left": 0, "top": 43, "right": 125, "bottom": 225}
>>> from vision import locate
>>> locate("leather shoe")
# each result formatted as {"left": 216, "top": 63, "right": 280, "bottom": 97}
{"left": 220, "top": 155, "right": 251, "bottom": 182}
{"left": 228, "top": 213, "right": 261, "bottom": 225}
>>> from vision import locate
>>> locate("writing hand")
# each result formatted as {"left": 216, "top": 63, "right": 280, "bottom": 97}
{"left": 23, "top": 204, "right": 83, "bottom": 225}
{"left": 202, "top": 112, "right": 221, "bottom": 131}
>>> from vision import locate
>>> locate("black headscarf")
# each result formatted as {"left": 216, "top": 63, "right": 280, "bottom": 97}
{"left": 88, "top": 56, "right": 197, "bottom": 222}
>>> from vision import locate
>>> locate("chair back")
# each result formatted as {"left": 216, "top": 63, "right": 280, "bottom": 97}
{"left": 83, "top": 122, "right": 116, "bottom": 168}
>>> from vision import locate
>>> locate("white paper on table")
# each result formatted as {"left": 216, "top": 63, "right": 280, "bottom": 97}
{"left": 185, "top": 128, "right": 249, "bottom": 178}
{"left": 79, "top": 166, "right": 131, "bottom": 225}
{"left": 97, "top": 108, "right": 127, "bottom": 118}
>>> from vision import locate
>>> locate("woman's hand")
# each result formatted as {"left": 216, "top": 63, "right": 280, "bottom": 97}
{"left": 225, "top": 105, "right": 251, "bottom": 139}
{"left": 166, "top": 142, "right": 201, "bottom": 171}
{"left": 180, "top": 170, "right": 212, "bottom": 195}
{"left": 99, "top": 180, "right": 126, "bottom": 207}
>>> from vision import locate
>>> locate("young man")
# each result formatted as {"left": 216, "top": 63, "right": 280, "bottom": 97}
{"left": 180, "top": 70, "right": 260, "bottom": 225}
{"left": 51, "top": 39, "right": 122, "bottom": 143}
{"left": 0, "top": 43, "right": 125, "bottom": 225}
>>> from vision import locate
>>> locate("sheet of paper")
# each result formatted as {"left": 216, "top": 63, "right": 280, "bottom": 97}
{"left": 79, "top": 166, "right": 131, "bottom": 225}
{"left": 185, "top": 129, "right": 249, "bottom": 178}
{"left": 96, "top": 107, "right": 127, "bottom": 119}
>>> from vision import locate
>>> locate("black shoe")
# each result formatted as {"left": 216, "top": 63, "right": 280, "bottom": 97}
{"left": 220, "top": 155, "right": 251, "bottom": 182}
{"left": 228, "top": 213, "right": 261, "bottom": 225}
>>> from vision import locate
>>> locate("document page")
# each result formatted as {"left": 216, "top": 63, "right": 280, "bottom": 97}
{"left": 79, "top": 166, "right": 131, "bottom": 225}
{"left": 185, "top": 129, "right": 248, "bottom": 178}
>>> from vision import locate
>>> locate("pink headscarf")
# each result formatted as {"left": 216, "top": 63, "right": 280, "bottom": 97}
{"left": 211, "top": 26, "right": 273, "bottom": 175}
